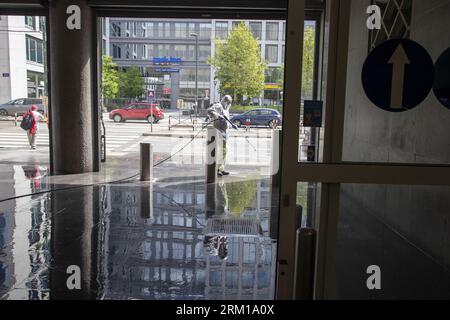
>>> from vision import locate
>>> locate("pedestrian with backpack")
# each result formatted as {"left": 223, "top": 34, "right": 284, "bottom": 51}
{"left": 21, "top": 105, "right": 44, "bottom": 150}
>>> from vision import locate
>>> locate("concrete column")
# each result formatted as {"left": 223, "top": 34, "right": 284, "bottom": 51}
{"left": 49, "top": 0, "right": 95, "bottom": 174}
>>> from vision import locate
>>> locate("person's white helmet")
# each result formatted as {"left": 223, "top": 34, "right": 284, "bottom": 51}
{"left": 221, "top": 95, "right": 232, "bottom": 108}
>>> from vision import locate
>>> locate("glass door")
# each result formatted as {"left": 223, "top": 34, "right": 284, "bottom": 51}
{"left": 279, "top": 0, "right": 450, "bottom": 299}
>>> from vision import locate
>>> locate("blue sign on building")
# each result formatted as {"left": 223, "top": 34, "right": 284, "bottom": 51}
{"left": 433, "top": 47, "right": 450, "bottom": 109}
{"left": 362, "top": 39, "right": 434, "bottom": 112}
{"left": 155, "top": 68, "right": 180, "bottom": 73}
{"left": 303, "top": 100, "right": 323, "bottom": 128}
{"left": 152, "top": 56, "right": 182, "bottom": 65}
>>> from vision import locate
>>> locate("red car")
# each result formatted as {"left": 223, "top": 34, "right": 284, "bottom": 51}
{"left": 109, "top": 103, "right": 164, "bottom": 123}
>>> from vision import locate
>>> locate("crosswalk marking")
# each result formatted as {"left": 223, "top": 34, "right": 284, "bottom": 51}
{"left": 0, "top": 133, "right": 141, "bottom": 152}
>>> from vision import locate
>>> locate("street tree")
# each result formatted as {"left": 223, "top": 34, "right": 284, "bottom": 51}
{"left": 102, "top": 55, "right": 119, "bottom": 99}
{"left": 209, "top": 22, "right": 266, "bottom": 104}
{"left": 119, "top": 65, "right": 145, "bottom": 100}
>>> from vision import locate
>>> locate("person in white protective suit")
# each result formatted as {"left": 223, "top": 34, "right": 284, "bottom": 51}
{"left": 206, "top": 95, "right": 237, "bottom": 177}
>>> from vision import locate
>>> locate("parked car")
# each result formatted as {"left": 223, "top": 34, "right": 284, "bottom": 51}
{"left": 0, "top": 98, "right": 45, "bottom": 116}
{"left": 109, "top": 103, "right": 164, "bottom": 123}
{"left": 230, "top": 108, "right": 282, "bottom": 129}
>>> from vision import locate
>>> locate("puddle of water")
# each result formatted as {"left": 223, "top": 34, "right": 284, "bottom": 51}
{"left": 0, "top": 175, "right": 278, "bottom": 300}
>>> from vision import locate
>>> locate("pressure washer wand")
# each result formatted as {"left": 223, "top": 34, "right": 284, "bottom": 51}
{"left": 220, "top": 115, "right": 258, "bottom": 152}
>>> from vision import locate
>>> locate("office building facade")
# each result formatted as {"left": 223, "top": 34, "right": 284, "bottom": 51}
{"left": 104, "top": 18, "right": 286, "bottom": 109}
{"left": 0, "top": 16, "right": 45, "bottom": 104}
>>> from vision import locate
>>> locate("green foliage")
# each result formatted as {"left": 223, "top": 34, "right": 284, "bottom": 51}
{"left": 119, "top": 66, "right": 145, "bottom": 99}
{"left": 209, "top": 23, "right": 267, "bottom": 104}
{"left": 302, "top": 26, "right": 315, "bottom": 99}
{"left": 226, "top": 181, "right": 257, "bottom": 217}
{"left": 102, "top": 55, "right": 119, "bottom": 99}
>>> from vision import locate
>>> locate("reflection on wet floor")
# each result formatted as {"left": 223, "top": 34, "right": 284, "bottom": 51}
{"left": 0, "top": 166, "right": 279, "bottom": 300}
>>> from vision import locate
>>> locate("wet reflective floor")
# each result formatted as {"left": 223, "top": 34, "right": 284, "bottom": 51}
{"left": 0, "top": 164, "right": 279, "bottom": 300}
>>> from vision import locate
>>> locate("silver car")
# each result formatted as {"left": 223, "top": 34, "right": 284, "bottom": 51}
{"left": 0, "top": 98, "right": 45, "bottom": 116}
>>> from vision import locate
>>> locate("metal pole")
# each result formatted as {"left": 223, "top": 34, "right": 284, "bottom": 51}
{"left": 293, "top": 227, "right": 317, "bottom": 300}
{"left": 140, "top": 142, "right": 153, "bottom": 181}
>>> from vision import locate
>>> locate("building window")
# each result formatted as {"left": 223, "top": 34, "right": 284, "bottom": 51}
{"left": 282, "top": 22, "right": 286, "bottom": 41}
{"left": 265, "top": 45, "right": 278, "bottom": 63}
{"left": 180, "top": 68, "right": 210, "bottom": 83}
{"left": 187, "top": 45, "right": 195, "bottom": 61}
{"left": 188, "top": 23, "right": 196, "bottom": 35}
{"left": 215, "top": 22, "right": 228, "bottom": 39}
{"left": 265, "top": 67, "right": 283, "bottom": 83}
{"left": 164, "top": 22, "right": 172, "bottom": 37}
{"left": 26, "top": 36, "right": 43, "bottom": 64}
{"left": 369, "top": 0, "right": 412, "bottom": 51}
{"left": 266, "top": 22, "right": 279, "bottom": 41}
{"left": 39, "top": 17, "right": 46, "bottom": 32}
{"left": 281, "top": 45, "right": 285, "bottom": 63}
{"left": 249, "top": 22, "right": 262, "bottom": 39}
{"left": 174, "top": 44, "right": 187, "bottom": 59}
{"left": 175, "top": 23, "right": 187, "bottom": 38}
{"left": 25, "top": 16, "right": 35, "bottom": 29}
{"left": 27, "top": 71, "right": 44, "bottom": 98}
{"left": 199, "top": 23, "right": 211, "bottom": 39}
{"left": 112, "top": 44, "right": 121, "bottom": 58}
{"left": 143, "top": 22, "right": 153, "bottom": 37}
{"left": 111, "top": 22, "right": 121, "bottom": 37}
{"left": 133, "top": 44, "right": 138, "bottom": 59}
{"left": 157, "top": 22, "right": 164, "bottom": 37}
{"left": 199, "top": 45, "right": 211, "bottom": 61}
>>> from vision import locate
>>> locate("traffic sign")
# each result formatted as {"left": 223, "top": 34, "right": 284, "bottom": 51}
{"left": 148, "top": 90, "right": 155, "bottom": 98}
{"left": 362, "top": 39, "right": 434, "bottom": 112}
{"left": 433, "top": 47, "right": 450, "bottom": 109}
{"left": 303, "top": 100, "right": 323, "bottom": 127}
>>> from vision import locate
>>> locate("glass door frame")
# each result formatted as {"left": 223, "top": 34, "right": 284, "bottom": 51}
{"left": 278, "top": 0, "right": 450, "bottom": 299}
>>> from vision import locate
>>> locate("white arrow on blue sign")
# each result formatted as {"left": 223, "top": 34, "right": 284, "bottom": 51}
{"left": 362, "top": 39, "right": 434, "bottom": 112}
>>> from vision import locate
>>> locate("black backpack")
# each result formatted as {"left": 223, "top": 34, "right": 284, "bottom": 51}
{"left": 20, "top": 112, "right": 35, "bottom": 131}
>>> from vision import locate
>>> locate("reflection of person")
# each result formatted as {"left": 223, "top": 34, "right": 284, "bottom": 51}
{"left": 27, "top": 105, "right": 44, "bottom": 150}
{"left": 207, "top": 95, "right": 237, "bottom": 177}
{"left": 204, "top": 180, "right": 229, "bottom": 260}
{"left": 22, "top": 164, "right": 48, "bottom": 190}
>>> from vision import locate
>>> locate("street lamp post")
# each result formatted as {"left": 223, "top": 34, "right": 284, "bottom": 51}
{"left": 190, "top": 32, "right": 199, "bottom": 118}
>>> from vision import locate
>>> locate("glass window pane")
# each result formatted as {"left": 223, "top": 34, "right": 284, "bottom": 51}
{"left": 215, "top": 21, "right": 228, "bottom": 39}
{"left": 249, "top": 22, "right": 262, "bottom": 39}
{"left": 341, "top": 0, "right": 450, "bottom": 165}
{"left": 265, "top": 45, "right": 278, "bottom": 63}
{"left": 336, "top": 184, "right": 450, "bottom": 299}
{"left": 266, "top": 22, "right": 279, "bottom": 41}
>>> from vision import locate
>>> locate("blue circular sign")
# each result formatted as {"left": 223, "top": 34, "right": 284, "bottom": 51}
{"left": 433, "top": 47, "right": 450, "bottom": 109}
{"left": 362, "top": 39, "right": 434, "bottom": 112}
